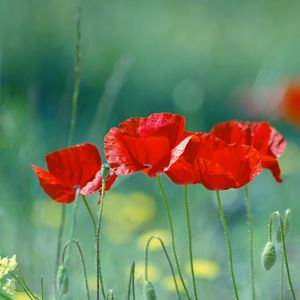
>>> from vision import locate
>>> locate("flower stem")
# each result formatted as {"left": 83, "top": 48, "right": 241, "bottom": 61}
{"left": 127, "top": 261, "right": 136, "bottom": 300}
{"left": 280, "top": 248, "right": 284, "bottom": 300}
{"left": 157, "top": 176, "right": 191, "bottom": 300}
{"left": 184, "top": 185, "right": 198, "bottom": 300}
{"left": 245, "top": 185, "right": 255, "bottom": 300}
{"left": 278, "top": 214, "right": 296, "bottom": 300}
{"left": 145, "top": 235, "right": 181, "bottom": 300}
{"left": 96, "top": 180, "right": 107, "bottom": 300}
{"left": 216, "top": 191, "right": 239, "bottom": 300}
{"left": 82, "top": 195, "right": 97, "bottom": 233}
{"left": 61, "top": 239, "right": 91, "bottom": 300}
{"left": 55, "top": 5, "right": 81, "bottom": 291}
{"left": 41, "top": 277, "right": 45, "bottom": 300}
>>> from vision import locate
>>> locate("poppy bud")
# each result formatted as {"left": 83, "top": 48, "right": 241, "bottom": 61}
{"left": 102, "top": 163, "right": 110, "bottom": 180}
{"left": 143, "top": 280, "right": 157, "bottom": 300}
{"left": 262, "top": 242, "right": 276, "bottom": 271}
{"left": 57, "top": 264, "right": 69, "bottom": 294}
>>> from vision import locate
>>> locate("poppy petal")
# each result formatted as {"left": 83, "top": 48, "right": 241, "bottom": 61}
{"left": 32, "top": 165, "right": 75, "bottom": 203}
{"left": 211, "top": 121, "right": 286, "bottom": 182}
{"left": 80, "top": 170, "right": 117, "bottom": 195}
{"left": 166, "top": 134, "right": 262, "bottom": 189}
{"left": 45, "top": 143, "right": 102, "bottom": 188}
{"left": 104, "top": 113, "right": 187, "bottom": 177}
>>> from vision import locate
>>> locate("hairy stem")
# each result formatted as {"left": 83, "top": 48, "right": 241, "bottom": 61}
{"left": 216, "top": 191, "right": 239, "bottom": 300}
{"left": 184, "top": 185, "right": 198, "bottom": 300}
{"left": 96, "top": 180, "right": 107, "bottom": 300}
{"left": 55, "top": 6, "right": 81, "bottom": 292}
{"left": 245, "top": 185, "right": 255, "bottom": 300}
{"left": 157, "top": 176, "right": 191, "bottom": 300}
{"left": 82, "top": 195, "right": 97, "bottom": 233}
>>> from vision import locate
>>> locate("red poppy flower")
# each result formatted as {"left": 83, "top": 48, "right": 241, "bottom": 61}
{"left": 280, "top": 82, "right": 300, "bottom": 128}
{"left": 104, "top": 113, "right": 190, "bottom": 177}
{"left": 165, "top": 133, "right": 262, "bottom": 190}
{"left": 210, "top": 121, "right": 286, "bottom": 182}
{"left": 32, "top": 143, "right": 116, "bottom": 204}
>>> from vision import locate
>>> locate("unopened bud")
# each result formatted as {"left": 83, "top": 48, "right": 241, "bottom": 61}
{"left": 57, "top": 265, "right": 69, "bottom": 294}
{"left": 262, "top": 242, "right": 276, "bottom": 271}
{"left": 143, "top": 280, "right": 157, "bottom": 300}
{"left": 101, "top": 163, "right": 110, "bottom": 180}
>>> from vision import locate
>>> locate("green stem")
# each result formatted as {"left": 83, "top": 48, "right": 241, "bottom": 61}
{"left": 68, "top": 5, "right": 81, "bottom": 146}
{"left": 55, "top": 6, "right": 81, "bottom": 293}
{"left": 127, "top": 262, "right": 136, "bottom": 300}
{"left": 145, "top": 235, "right": 181, "bottom": 300}
{"left": 62, "top": 240, "right": 91, "bottom": 300}
{"left": 278, "top": 214, "right": 296, "bottom": 300}
{"left": 184, "top": 185, "right": 198, "bottom": 300}
{"left": 96, "top": 180, "right": 107, "bottom": 300}
{"left": 82, "top": 195, "right": 97, "bottom": 233}
{"left": 216, "top": 191, "right": 239, "bottom": 300}
{"left": 156, "top": 176, "right": 191, "bottom": 300}
{"left": 245, "top": 185, "right": 255, "bottom": 300}
{"left": 55, "top": 205, "right": 65, "bottom": 290}
{"left": 280, "top": 248, "right": 284, "bottom": 300}
{"left": 12, "top": 273, "right": 36, "bottom": 300}
{"left": 41, "top": 277, "right": 45, "bottom": 300}
{"left": 64, "top": 194, "right": 79, "bottom": 266}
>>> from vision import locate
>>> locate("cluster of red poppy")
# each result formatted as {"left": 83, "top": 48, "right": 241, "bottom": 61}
{"left": 33, "top": 113, "right": 286, "bottom": 203}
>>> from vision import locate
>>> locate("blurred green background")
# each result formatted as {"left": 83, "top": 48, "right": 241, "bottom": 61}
{"left": 1, "top": 0, "right": 300, "bottom": 299}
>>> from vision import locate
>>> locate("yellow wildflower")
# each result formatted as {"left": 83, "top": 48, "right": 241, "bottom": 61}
{"left": 3, "top": 278, "right": 16, "bottom": 295}
{"left": 0, "top": 255, "right": 17, "bottom": 279}
{"left": 185, "top": 259, "right": 220, "bottom": 279}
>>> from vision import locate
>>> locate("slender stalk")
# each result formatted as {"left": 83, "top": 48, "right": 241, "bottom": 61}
{"left": 55, "top": 5, "right": 81, "bottom": 289}
{"left": 127, "top": 262, "right": 136, "bottom": 300}
{"left": 82, "top": 195, "right": 97, "bottom": 232}
{"left": 145, "top": 235, "right": 181, "bottom": 300}
{"left": 68, "top": 6, "right": 81, "bottom": 146}
{"left": 61, "top": 239, "right": 91, "bottom": 300}
{"left": 184, "top": 185, "right": 198, "bottom": 300}
{"left": 156, "top": 176, "right": 191, "bottom": 300}
{"left": 280, "top": 248, "right": 284, "bottom": 300}
{"left": 216, "top": 191, "right": 239, "bottom": 300}
{"left": 41, "top": 277, "right": 45, "bottom": 300}
{"left": 96, "top": 180, "right": 107, "bottom": 300}
{"left": 18, "top": 271, "right": 38, "bottom": 300}
{"left": 63, "top": 193, "right": 79, "bottom": 266}
{"left": 278, "top": 215, "right": 296, "bottom": 300}
{"left": 12, "top": 273, "right": 35, "bottom": 300}
{"left": 55, "top": 205, "right": 65, "bottom": 288}
{"left": 245, "top": 185, "right": 255, "bottom": 300}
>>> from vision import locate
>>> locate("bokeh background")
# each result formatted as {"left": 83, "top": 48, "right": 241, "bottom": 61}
{"left": 1, "top": 0, "right": 300, "bottom": 299}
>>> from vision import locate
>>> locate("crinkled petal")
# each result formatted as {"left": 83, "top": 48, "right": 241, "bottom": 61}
{"left": 119, "top": 113, "right": 186, "bottom": 147}
{"left": 32, "top": 165, "right": 75, "bottom": 203}
{"left": 80, "top": 170, "right": 117, "bottom": 195}
{"left": 46, "top": 143, "right": 102, "bottom": 188}
{"left": 104, "top": 128, "right": 170, "bottom": 176}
